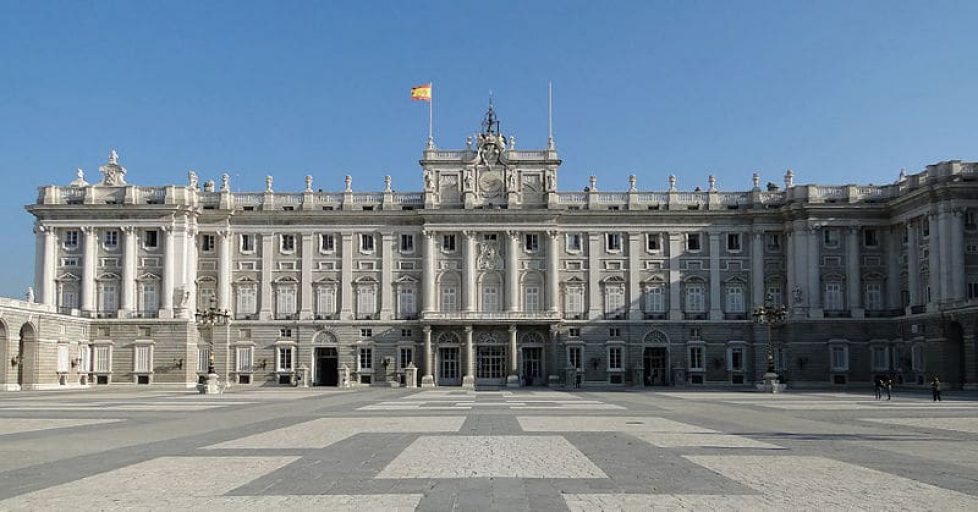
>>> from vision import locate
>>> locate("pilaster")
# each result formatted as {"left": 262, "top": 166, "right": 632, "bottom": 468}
{"left": 546, "top": 230, "right": 560, "bottom": 313}
{"left": 668, "top": 232, "right": 682, "bottom": 320}
{"left": 708, "top": 232, "right": 722, "bottom": 320}
{"left": 462, "top": 325, "right": 475, "bottom": 389}
{"left": 260, "top": 232, "right": 274, "bottom": 320}
{"left": 906, "top": 221, "right": 920, "bottom": 313}
{"left": 927, "top": 212, "right": 941, "bottom": 311}
{"left": 588, "top": 232, "right": 602, "bottom": 320}
{"left": 750, "top": 231, "right": 764, "bottom": 309}
{"left": 505, "top": 230, "right": 520, "bottom": 312}
{"left": 627, "top": 231, "right": 641, "bottom": 319}
{"left": 422, "top": 231, "right": 436, "bottom": 313}
{"left": 462, "top": 231, "right": 476, "bottom": 312}
{"left": 846, "top": 227, "right": 863, "bottom": 318}
{"left": 340, "top": 233, "right": 354, "bottom": 319}
{"left": 160, "top": 226, "right": 174, "bottom": 318}
{"left": 300, "top": 232, "right": 313, "bottom": 319}
{"left": 380, "top": 232, "right": 394, "bottom": 320}
{"left": 120, "top": 226, "right": 137, "bottom": 317}
{"left": 807, "top": 226, "right": 822, "bottom": 318}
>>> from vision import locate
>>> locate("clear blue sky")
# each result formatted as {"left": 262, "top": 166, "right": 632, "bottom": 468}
{"left": 1, "top": 0, "right": 976, "bottom": 297}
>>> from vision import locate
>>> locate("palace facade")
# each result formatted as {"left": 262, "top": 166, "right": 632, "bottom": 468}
{"left": 3, "top": 108, "right": 978, "bottom": 391}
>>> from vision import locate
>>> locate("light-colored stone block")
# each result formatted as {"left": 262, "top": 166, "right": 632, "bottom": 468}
{"left": 206, "top": 416, "right": 466, "bottom": 449}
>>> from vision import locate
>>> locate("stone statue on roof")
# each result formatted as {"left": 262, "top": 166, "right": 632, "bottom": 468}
{"left": 99, "top": 149, "right": 127, "bottom": 186}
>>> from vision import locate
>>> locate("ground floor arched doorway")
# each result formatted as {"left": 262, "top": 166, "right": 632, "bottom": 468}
{"left": 313, "top": 347, "right": 338, "bottom": 386}
{"left": 643, "top": 346, "right": 669, "bottom": 386}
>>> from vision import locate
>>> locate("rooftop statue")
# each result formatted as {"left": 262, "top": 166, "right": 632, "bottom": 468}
{"left": 98, "top": 149, "right": 127, "bottom": 186}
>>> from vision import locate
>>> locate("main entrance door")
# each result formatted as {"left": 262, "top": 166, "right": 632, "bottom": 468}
{"left": 477, "top": 345, "right": 506, "bottom": 386}
{"left": 314, "top": 347, "right": 338, "bottom": 386}
{"left": 438, "top": 347, "right": 461, "bottom": 386}
{"left": 643, "top": 347, "right": 669, "bottom": 386}
{"left": 522, "top": 347, "right": 543, "bottom": 386}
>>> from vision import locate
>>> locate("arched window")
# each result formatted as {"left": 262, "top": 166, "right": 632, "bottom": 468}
{"left": 523, "top": 272, "right": 544, "bottom": 312}
{"left": 480, "top": 272, "right": 502, "bottom": 312}
{"left": 439, "top": 272, "right": 460, "bottom": 312}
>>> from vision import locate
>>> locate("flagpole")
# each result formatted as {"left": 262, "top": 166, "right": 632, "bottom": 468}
{"left": 428, "top": 82, "right": 434, "bottom": 148}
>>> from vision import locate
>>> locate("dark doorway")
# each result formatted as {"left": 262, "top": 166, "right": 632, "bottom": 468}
{"left": 643, "top": 347, "right": 668, "bottom": 386}
{"left": 945, "top": 322, "right": 965, "bottom": 389}
{"left": 522, "top": 347, "right": 543, "bottom": 386}
{"left": 314, "top": 347, "right": 338, "bottom": 386}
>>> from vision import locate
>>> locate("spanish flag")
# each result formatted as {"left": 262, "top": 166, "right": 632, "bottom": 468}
{"left": 411, "top": 83, "right": 432, "bottom": 102}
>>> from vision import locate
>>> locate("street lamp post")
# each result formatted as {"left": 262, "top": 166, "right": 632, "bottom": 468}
{"left": 752, "top": 294, "right": 787, "bottom": 393}
{"left": 195, "top": 297, "right": 230, "bottom": 394}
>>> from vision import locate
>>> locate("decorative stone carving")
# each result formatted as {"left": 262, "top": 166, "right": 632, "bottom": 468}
{"left": 545, "top": 170, "right": 556, "bottom": 192}
{"left": 98, "top": 150, "right": 127, "bottom": 186}
{"left": 589, "top": 175, "right": 597, "bottom": 191}
{"left": 344, "top": 175, "right": 352, "bottom": 193}
{"left": 477, "top": 241, "right": 500, "bottom": 270}
{"left": 305, "top": 175, "right": 313, "bottom": 192}
{"left": 69, "top": 169, "right": 89, "bottom": 187}
{"left": 709, "top": 175, "right": 717, "bottom": 192}
{"left": 668, "top": 175, "right": 677, "bottom": 191}
{"left": 424, "top": 170, "right": 435, "bottom": 192}
{"left": 753, "top": 172, "right": 761, "bottom": 189}
{"left": 265, "top": 175, "right": 273, "bottom": 192}
{"left": 463, "top": 170, "right": 474, "bottom": 192}
{"left": 188, "top": 171, "right": 199, "bottom": 190}
{"left": 25, "top": 287, "right": 34, "bottom": 303}
{"left": 203, "top": 180, "right": 215, "bottom": 192}
{"left": 628, "top": 175, "right": 637, "bottom": 192}
{"left": 220, "top": 173, "right": 230, "bottom": 192}
{"left": 785, "top": 169, "right": 795, "bottom": 188}
{"left": 384, "top": 175, "right": 392, "bottom": 193}
{"left": 792, "top": 286, "right": 803, "bottom": 304}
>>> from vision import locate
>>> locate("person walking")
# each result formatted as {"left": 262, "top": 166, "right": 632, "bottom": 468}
{"left": 873, "top": 377, "right": 882, "bottom": 401}
{"left": 884, "top": 376, "right": 893, "bottom": 401}
{"left": 931, "top": 377, "right": 942, "bottom": 402}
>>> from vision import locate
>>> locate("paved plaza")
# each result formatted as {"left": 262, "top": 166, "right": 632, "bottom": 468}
{"left": 0, "top": 388, "right": 976, "bottom": 511}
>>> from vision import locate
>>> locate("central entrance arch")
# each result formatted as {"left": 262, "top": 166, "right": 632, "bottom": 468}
{"left": 312, "top": 331, "right": 339, "bottom": 386}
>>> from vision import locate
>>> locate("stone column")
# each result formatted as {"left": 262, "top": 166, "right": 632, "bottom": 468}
{"left": 39, "top": 226, "right": 57, "bottom": 308}
{"left": 340, "top": 233, "right": 354, "bottom": 319}
{"left": 462, "top": 326, "right": 475, "bottom": 389}
{"left": 750, "top": 231, "right": 764, "bottom": 309}
{"left": 807, "top": 227, "right": 822, "bottom": 317}
{"left": 120, "top": 226, "right": 137, "bottom": 317}
{"left": 260, "top": 233, "right": 274, "bottom": 320}
{"left": 300, "top": 233, "right": 313, "bottom": 319}
{"left": 546, "top": 230, "right": 560, "bottom": 313}
{"left": 505, "top": 230, "right": 520, "bottom": 312}
{"left": 668, "top": 232, "right": 682, "bottom": 320}
{"left": 160, "top": 227, "right": 174, "bottom": 318}
{"left": 422, "top": 231, "right": 436, "bottom": 314}
{"left": 939, "top": 208, "right": 953, "bottom": 302}
{"left": 785, "top": 230, "right": 796, "bottom": 310}
{"left": 588, "top": 232, "right": 602, "bottom": 319}
{"left": 380, "top": 232, "right": 394, "bottom": 319}
{"left": 927, "top": 212, "right": 941, "bottom": 311}
{"left": 421, "top": 326, "right": 435, "bottom": 387}
{"left": 463, "top": 231, "right": 476, "bottom": 312}
{"left": 906, "top": 221, "right": 920, "bottom": 313}
{"left": 885, "top": 226, "right": 902, "bottom": 310}
{"left": 709, "top": 232, "right": 722, "bottom": 320}
{"left": 949, "top": 209, "right": 966, "bottom": 300}
{"left": 218, "top": 230, "right": 232, "bottom": 312}
{"left": 80, "top": 227, "right": 97, "bottom": 315}
{"left": 506, "top": 325, "right": 520, "bottom": 387}
{"left": 627, "top": 231, "right": 641, "bottom": 319}
{"left": 846, "top": 227, "right": 863, "bottom": 318}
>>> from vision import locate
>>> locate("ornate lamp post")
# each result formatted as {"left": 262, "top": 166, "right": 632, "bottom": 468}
{"left": 752, "top": 294, "right": 787, "bottom": 392}
{"left": 195, "top": 297, "right": 230, "bottom": 392}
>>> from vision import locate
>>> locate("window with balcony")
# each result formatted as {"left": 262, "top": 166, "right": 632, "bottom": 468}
{"left": 398, "top": 287, "right": 417, "bottom": 318}
{"left": 864, "top": 283, "right": 882, "bottom": 311}
{"left": 643, "top": 285, "right": 665, "bottom": 314}
{"left": 824, "top": 282, "right": 844, "bottom": 310}
{"left": 97, "top": 281, "right": 119, "bottom": 315}
{"left": 685, "top": 283, "right": 705, "bottom": 313}
{"left": 524, "top": 286, "right": 541, "bottom": 312}
{"left": 604, "top": 283, "right": 625, "bottom": 318}
{"left": 356, "top": 284, "right": 378, "bottom": 319}
{"left": 725, "top": 285, "right": 745, "bottom": 313}
{"left": 564, "top": 286, "right": 584, "bottom": 318}
{"left": 275, "top": 284, "right": 297, "bottom": 318}
{"left": 235, "top": 284, "right": 258, "bottom": 318}
{"left": 440, "top": 285, "right": 458, "bottom": 312}
{"left": 315, "top": 285, "right": 336, "bottom": 318}
{"left": 138, "top": 281, "right": 159, "bottom": 315}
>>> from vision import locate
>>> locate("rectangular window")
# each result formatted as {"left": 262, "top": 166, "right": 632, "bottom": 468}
{"left": 57, "top": 344, "right": 70, "bottom": 373}
{"left": 727, "top": 233, "right": 741, "bottom": 252}
{"left": 967, "top": 282, "right": 978, "bottom": 300}
{"left": 609, "top": 328, "right": 622, "bottom": 338}
{"left": 524, "top": 233, "right": 539, "bottom": 252}
{"left": 236, "top": 347, "right": 253, "bottom": 372}
{"left": 316, "top": 286, "right": 336, "bottom": 316}
{"left": 279, "top": 328, "right": 292, "bottom": 338}
{"left": 134, "top": 345, "right": 152, "bottom": 373}
{"left": 831, "top": 346, "right": 848, "bottom": 371}
{"left": 441, "top": 286, "right": 458, "bottom": 311}
{"left": 690, "top": 327, "right": 702, "bottom": 339}
{"left": 689, "top": 346, "right": 705, "bottom": 370}
{"left": 240, "top": 234, "right": 255, "bottom": 253}
{"left": 277, "top": 347, "right": 293, "bottom": 371}
{"left": 398, "top": 288, "right": 417, "bottom": 317}
{"left": 644, "top": 286, "right": 665, "bottom": 313}
{"left": 863, "top": 229, "right": 879, "bottom": 248}
{"left": 197, "top": 347, "right": 209, "bottom": 373}
{"left": 765, "top": 233, "right": 781, "bottom": 252}
{"left": 280, "top": 234, "right": 296, "bottom": 253}
{"left": 965, "top": 210, "right": 976, "bottom": 230}
{"left": 64, "top": 230, "right": 80, "bottom": 249}
{"left": 103, "top": 230, "right": 119, "bottom": 249}
{"left": 646, "top": 233, "right": 661, "bottom": 252}
{"left": 912, "top": 345, "right": 924, "bottom": 372}
{"left": 236, "top": 285, "right": 257, "bottom": 315}
{"left": 399, "top": 347, "right": 414, "bottom": 369}
{"left": 276, "top": 286, "right": 297, "bottom": 316}
{"left": 568, "top": 346, "right": 582, "bottom": 369}
{"left": 605, "top": 286, "right": 625, "bottom": 316}
{"left": 606, "top": 233, "right": 622, "bottom": 251}
{"left": 441, "top": 234, "right": 456, "bottom": 252}
{"left": 359, "top": 348, "right": 373, "bottom": 370}
{"left": 94, "top": 346, "right": 111, "bottom": 372}
{"left": 823, "top": 229, "right": 840, "bottom": 247}
{"left": 726, "top": 286, "right": 745, "bottom": 313}
{"left": 320, "top": 234, "right": 335, "bottom": 252}
{"left": 824, "top": 283, "right": 844, "bottom": 310}
{"left": 400, "top": 233, "right": 414, "bottom": 253}
{"left": 565, "top": 287, "right": 584, "bottom": 315}
{"left": 687, "top": 233, "right": 701, "bottom": 252}
{"left": 361, "top": 233, "right": 375, "bottom": 252}
{"left": 143, "top": 230, "right": 159, "bottom": 249}
{"left": 728, "top": 347, "right": 744, "bottom": 371}
{"left": 864, "top": 283, "right": 882, "bottom": 311}
{"left": 871, "top": 346, "right": 890, "bottom": 371}
{"left": 766, "top": 285, "right": 783, "bottom": 306}
{"left": 568, "top": 328, "right": 581, "bottom": 337}
{"left": 524, "top": 286, "right": 540, "bottom": 312}
{"left": 401, "top": 329, "right": 413, "bottom": 337}
{"left": 608, "top": 347, "right": 622, "bottom": 370}
{"left": 98, "top": 282, "right": 118, "bottom": 313}
{"left": 685, "top": 285, "right": 705, "bottom": 313}
{"left": 139, "top": 282, "right": 159, "bottom": 314}
{"left": 357, "top": 286, "right": 377, "bottom": 317}
{"left": 922, "top": 219, "right": 930, "bottom": 238}
{"left": 79, "top": 345, "right": 92, "bottom": 373}
{"left": 60, "top": 286, "right": 79, "bottom": 311}
{"left": 566, "top": 233, "right": 583, "bottom": 252}
{"left": 201, "top": 234, "right": 216, "bottom": 252}
{"left": 360, "top": 328, "right": 373, "bottom": 337}
{"left": 483, "top": 286, "right": 500, "bottom": 312}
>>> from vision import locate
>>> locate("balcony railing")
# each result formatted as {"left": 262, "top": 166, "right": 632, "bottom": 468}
{"left": 422, "top": 311, "right": 560, "bottom": 321}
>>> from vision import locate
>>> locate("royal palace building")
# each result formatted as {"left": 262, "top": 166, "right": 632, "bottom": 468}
{"left": 3, "top": 107, "right": 978, "bottom": 391}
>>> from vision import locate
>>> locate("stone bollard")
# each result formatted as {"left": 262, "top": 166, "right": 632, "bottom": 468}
{"left": 405, "top": 363, "right": 418, "bottom": 388}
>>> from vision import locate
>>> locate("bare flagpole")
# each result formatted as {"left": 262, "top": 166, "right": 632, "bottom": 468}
{"left": 547, "top": 81, "right": 555, "bottom": 150}
{"left": 427, "top": 82, "right": 434, "bottom": 149}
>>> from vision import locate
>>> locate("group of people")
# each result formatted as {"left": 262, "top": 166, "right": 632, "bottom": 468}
{"left": 873, "top": 375, "right": 944, "bottom": 402}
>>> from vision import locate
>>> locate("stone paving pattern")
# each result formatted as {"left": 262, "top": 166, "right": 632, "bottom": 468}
{"left": 0, "top": 387, "right": 976, "bottom": 511}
